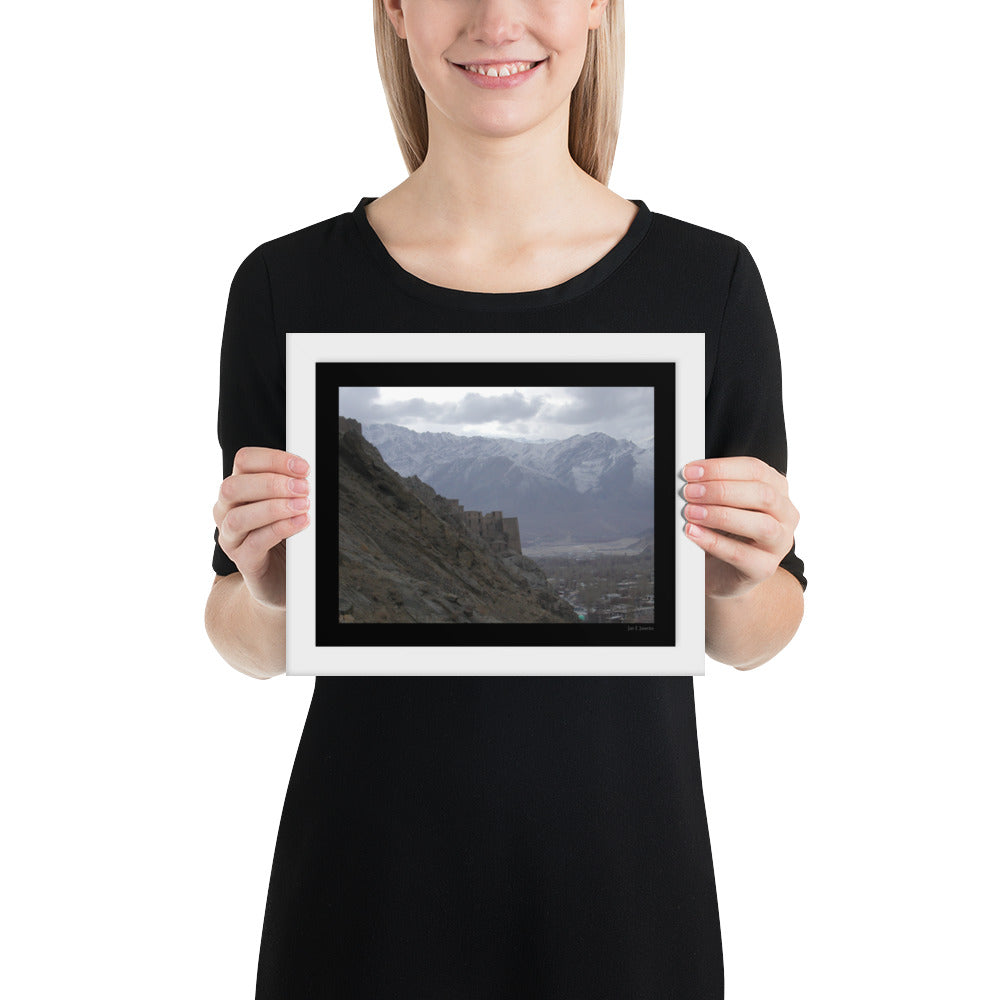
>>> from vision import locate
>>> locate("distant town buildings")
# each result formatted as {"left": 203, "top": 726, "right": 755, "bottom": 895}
{"left": 539, "top": 555, "right": 655, "bottom": 624}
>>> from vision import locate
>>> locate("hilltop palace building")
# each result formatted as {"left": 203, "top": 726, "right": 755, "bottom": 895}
{"left": 444, "top": 499, "right": 522, "bottom": 557}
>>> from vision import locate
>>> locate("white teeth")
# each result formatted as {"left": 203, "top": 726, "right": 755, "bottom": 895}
{"left": 463, "top": 61, "right": 537, "bottom": 77}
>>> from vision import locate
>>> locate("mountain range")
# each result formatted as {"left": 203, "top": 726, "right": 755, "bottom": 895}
{"left": 363, "top": 422, "right": 655, "bottom": 544}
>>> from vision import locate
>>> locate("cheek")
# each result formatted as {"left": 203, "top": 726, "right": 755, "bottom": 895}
{"left": 404, "top": 22, "right": 446, "bottom": 86}
{"left": 540, "top": 7, "right": 593, "bottom": 68}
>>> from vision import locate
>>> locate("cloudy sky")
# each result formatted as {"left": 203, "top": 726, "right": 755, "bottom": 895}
{"left": 339, "top": 386, "right": 654, "bottom": 443}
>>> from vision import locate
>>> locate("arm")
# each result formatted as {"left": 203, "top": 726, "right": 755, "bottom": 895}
{"left": 705, "top": 566, "right": 803, "bottom": 670}
{"left": 695, "top": 241, "right": 807, "bottom": 668}
{"left": 205, "top": 573, "right": 287, "bottom": 680}
{"left": 206, "top": 244, "right": 292, "bottom": 679}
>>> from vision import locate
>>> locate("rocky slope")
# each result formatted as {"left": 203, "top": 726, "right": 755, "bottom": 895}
{"left": 338, "top": 420, "right": 579, "bottom": 624}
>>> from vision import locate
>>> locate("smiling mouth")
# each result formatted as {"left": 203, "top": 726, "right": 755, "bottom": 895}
{"left": 455, "top": 59, "right": 545, "bottom": 77}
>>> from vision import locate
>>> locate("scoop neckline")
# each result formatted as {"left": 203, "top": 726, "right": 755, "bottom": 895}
{"left": 352, "top": 195, "right": 652, "bottom": 312}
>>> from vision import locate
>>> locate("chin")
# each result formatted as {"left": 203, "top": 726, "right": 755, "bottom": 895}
{"left": 449, "top": 101, "right": 568, "bottom": 141}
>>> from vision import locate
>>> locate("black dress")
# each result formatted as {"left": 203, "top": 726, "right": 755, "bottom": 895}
{"left": 212, "top": 198, "right": 807, "bottom": 1000}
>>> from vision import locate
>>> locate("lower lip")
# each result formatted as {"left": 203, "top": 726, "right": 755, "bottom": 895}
{"left": 453, "top": 60, "right": 546, "bottom": 90}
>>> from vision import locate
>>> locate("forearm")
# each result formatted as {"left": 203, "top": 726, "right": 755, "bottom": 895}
{"left": 204, "top": 573, "right": 286, "bottom": 679}
{"left": 705, "top": 566, "right": 804, "bottom": 670}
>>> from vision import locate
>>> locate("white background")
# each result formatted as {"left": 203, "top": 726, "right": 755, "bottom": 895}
{"left": 4, "top": 1, "right": 996, "bottom": 997}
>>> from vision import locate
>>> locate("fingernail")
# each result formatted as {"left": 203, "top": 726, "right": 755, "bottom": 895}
{"left": 684, "top": 483, "right": 706, "bottom": 499}
{"left": 686, "top": 505, "right": 707, "bottom": 520}
{"left": 684, "top": 465, "right": 704, "bottom": 480}
{"left": 290, "top": 478, "right": 310, "bottom": 494}
{"left": 290, "top": 457, "right": 309, "bottom": 474}
{"left": 686, "top": 523, "right": 703, "bottom": 537}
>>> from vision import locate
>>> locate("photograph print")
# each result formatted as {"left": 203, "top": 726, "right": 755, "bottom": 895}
{"left": 285, "top": 332, "right": 705, "bottom": 675}
{"left": 332, "top": 376, "right": 670, "bottom": 638}
{"left": 320, "top": 363, "right": 673, "bottom": 648}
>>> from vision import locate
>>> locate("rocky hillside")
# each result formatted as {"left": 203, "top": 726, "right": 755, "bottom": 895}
{"left": 338, "top": 420, "right": 579, "bottom": 624}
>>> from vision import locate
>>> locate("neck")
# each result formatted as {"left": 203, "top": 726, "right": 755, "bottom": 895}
{"left": 402, "top": 103, "right": 602, "bottom": 245}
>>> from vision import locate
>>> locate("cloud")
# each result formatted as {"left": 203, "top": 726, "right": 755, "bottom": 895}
{"left": 340, "top": 385, "right": 654, "bottom": 444}
{"left": 338, "top": 386, "right": 380, "bottom": 421}
{"left": 374, "top": 390, "right": 544, "bottom": 426}
{"left": 452, "top": 391, "right": 544, "bottom": 423}
{"left": 544, "top": 386, "right": 653, "bottom": 428}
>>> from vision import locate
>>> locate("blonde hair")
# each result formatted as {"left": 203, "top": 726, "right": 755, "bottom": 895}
{"left": 372, "top": 0, "right": 625, "bottom": 185}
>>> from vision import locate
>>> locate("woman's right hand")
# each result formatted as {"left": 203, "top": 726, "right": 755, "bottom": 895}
{"left": 213, "top": 447, "right": 311, "bottom": 611}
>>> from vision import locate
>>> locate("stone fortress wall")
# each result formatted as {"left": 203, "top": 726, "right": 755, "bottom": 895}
{"left": 445, "top": 499, "right": 522, "bottom": 556}
{"left": 501, "top": 516, "right": 522, "bottom": 555}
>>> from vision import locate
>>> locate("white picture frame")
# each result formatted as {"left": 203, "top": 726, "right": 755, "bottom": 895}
{"left": 286, "top": 332, "right": 704, "bottom": 675}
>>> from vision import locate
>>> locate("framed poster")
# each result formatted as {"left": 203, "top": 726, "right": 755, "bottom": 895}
{"left": 286, "top": 332, "right": 704, "bottom": 675}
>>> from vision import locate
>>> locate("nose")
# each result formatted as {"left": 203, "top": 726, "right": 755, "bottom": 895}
{"left": 467, "top": 0, "right": 526, "bottom": 50}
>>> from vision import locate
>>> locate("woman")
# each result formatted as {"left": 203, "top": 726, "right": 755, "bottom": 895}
{"left": 206, "top": 1, "right": 806, "bottom": 997}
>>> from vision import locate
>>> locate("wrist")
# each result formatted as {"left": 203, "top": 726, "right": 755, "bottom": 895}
{"left": 238, "top": 573, "right": 287, "bottom": 616}
{"left": 706, "top": 576, "right": 765, "bottom": 602}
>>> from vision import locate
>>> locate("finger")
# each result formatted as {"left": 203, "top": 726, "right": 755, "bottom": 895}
{"left": 682, "top": 457, "right": 784, "bottom": 490}
{"left": 217, "top": 470, "right": 310, "bottom": 510}
{"left": 680, "top": 478, "right": 787, "bottom": 514}
{"left": 214, "top": 473, "right": 309, "bottom": 541}
{"left": 683, "top": 522, "right": 778, "bottom": 580}
{"left": 218, "top": 495, "right": 312, "bottom": 553}
{"left": 232, "top": 446, "right": 310, "bottom": 477}
{"left": 682, "top": 502, "right": 788, "bottom": 555}
{"left": 233, "top": 514, "right": 311, "bottom": 578}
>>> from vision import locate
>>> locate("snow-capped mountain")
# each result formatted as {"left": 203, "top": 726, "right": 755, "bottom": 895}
{"left": 362, "top": 422, "right": 655, "bottom": 543}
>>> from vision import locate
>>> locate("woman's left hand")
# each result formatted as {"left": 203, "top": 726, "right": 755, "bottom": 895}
{"left": 681, "top": 457, "right": 800, "bottom": 599}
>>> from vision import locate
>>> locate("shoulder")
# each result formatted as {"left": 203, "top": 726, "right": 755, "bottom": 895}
{"left": 640, "top": 207, "right": 774, "bottom": 322}
{"left": 225, "top": 206, "right": 365, "bottom": 317}
{"left": 626, "top": 204, "right": 763, "bottom": 328}
{"left": 241, "top": 208, "right": 358, "bottom": 273}
{"left": 224, "top": 203, "right": 374, "bottom": 330}
{"left": 644, "top": 207, "right": 747, "bottom": 274}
